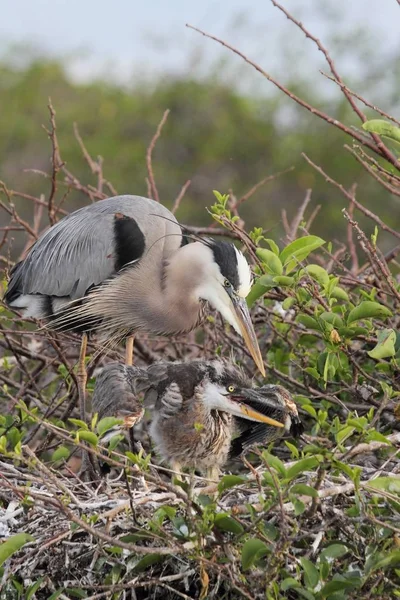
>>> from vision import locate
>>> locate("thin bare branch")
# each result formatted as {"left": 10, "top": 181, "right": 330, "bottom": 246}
{"left": 302, "top": 152, "right": 400, "bottom": 241}
{"left": 186, "top": 24, "right": 399, "bottom": 168}
{"left": 146, "top": 109, "right": 170, "bottom": 202}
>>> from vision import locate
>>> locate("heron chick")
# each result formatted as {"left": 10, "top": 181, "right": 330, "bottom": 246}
{"left": 92, "top": 360, "right": 303, "bottom": 483}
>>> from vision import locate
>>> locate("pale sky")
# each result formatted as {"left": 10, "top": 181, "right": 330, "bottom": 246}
{"left": 1, "top": 1, "right": 399, "bottom": 91}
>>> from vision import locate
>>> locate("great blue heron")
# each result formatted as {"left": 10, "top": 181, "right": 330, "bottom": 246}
{"left": 92, "top": 360, "right": 302, "bottom": 483}
{"left": 4, "top": 195, "right": 264, "bottom": 425}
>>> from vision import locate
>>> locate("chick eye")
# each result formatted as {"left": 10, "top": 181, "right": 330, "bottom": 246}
{"left": 224, "top": 279, "right": 231, "bottom": 288}
{"left": 227, "top": 385, "right": 236, "bottom": 393}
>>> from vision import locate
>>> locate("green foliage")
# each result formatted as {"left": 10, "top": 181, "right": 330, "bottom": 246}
{"left": 0, "top": 534, "right": 34, "bottom": 567}
{"left": 363, "top": 119, "right": 400, "bottom": 143}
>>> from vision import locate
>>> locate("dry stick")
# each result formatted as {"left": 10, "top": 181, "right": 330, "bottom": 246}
{"left": 346, "top": 194, "right": 359, "bottom": 274}
{"left": 184, "top": 225, "right": 238, "bottom": 239}
{"left": 289, "top": 188, "right": 312, "bottom": 240}
{"left": 270, "top": 0, "right": 400, "bottom": 170}
{"left": 345, "top": 144, "right": 400, "bottom": 197}
{"left": 186, "top": 25, "right": 392, "bottom": 163}
{"left": 16, "top": 463, "right": 182, "bottom": 558}
{"left": 302, "top": 153, "right": 400, "bottom": 241}
{"left": 44, "top": 101, "right": 64, "bottom": 225}
{"left": 172, "top": 179, "right": 191, "bottom": 214}
{"left": 73, "top": 123, "right": 112, "bottom": 196}
{"left": 356, "top": 145, "right": 400, "bottom": 185}
{"left": 321, "top": 71, "right": 400, "bottom": 127}
{"left": 235, "top": 167, "right": 295, "bottom": 208}
{"left": 146, "top": 109, "right": 170, "bottom": 202}
{"left": 343, "top": 209, "right": 400, "bottom": 302}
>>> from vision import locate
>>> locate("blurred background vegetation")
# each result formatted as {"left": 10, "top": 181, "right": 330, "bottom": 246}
{"left": 1, "top": 0, "right": 399, "bottom": 259}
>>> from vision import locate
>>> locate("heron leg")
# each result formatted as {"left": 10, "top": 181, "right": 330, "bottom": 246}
{"left": 125, "top": 335, "right": 134, "bottom": 366}
{"left": 171, "top": 461, "right": 183, "bottom": 482}
{"left": 77, "top": 334, "right": 99, "bottom": 481}
{"left": 77, "top": 333, "right": 88, "bottom": 422}
{"left": 197, "top": 466, "right": 220, "bottom": 497}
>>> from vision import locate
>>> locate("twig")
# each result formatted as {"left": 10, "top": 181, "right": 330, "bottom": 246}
{"left": 172, "top": 179, "right": 191, "bottom": 214}
{"left": 347, "top": 195, "right": 359, "bottom": 274}
{"left": 302, "top": 153, "right": 400, "bottom": 241}
{"left": 43, "top": 100, "right": 64, "bottom": 224}
{"left": 186, "top": 25, "right": 397, "bottom": 165}
{"left": 321, "top": 71, "right": 400, "bottom": 127}
{"left": 146, "top": 109, "right": 170, "bottom": 202}
{"left": 343, "top": 209, "right": 400, "bottom": 302}
{"left": 270, "top": 0, "right": 400, "bottom": 169}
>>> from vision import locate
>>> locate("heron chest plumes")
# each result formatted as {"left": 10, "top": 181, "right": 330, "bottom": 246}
{"left": 150, "top": 386, "right": 233, "bottom": 470}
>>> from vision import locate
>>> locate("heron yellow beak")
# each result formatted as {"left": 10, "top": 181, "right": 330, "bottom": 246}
{"left": 231, "top": 296, "right": 265, "bottom": 377}
{"left": 238, "top": 403, "right": 284, "bottom": 427}
{"left": 221, "top": 393, "right": 285, "bottom": 427}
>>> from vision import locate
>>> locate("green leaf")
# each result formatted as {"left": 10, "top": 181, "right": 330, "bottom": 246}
{"left": 26, "top": 578, "right": 44, "bottom": 599}
{"left": 304, "top": 368, "right": 320, "bottom": 382}
{"left": 68, "top": 418, "right": 88, "bottom": 430}
{"left": 51, "top": 446, "right": 70, "bottom": 462}
{"left": 131, "top": 553, "right": 163, "bottom": 573}
{"left": 296, "top": 315, "right": 320, "bottom": 330}
{"left": 246, "top": 277, "right": 274, "bottom": 307}
{"left": 273, "top": 275, "right": 295, "bottom": 286}
{"left": 97, "top": 416, "right": 124, "bottom": 437}
{"left": 241, "top": 538, "right": 268, "bottom": 570}
{"left": 48, "top": 591, "right": 65, "bottom": 600}
{"left": 215, "top": 514, "right": 244, "bottom": 534}
{"left": 0, "top": 533, "right": 35, "bottom": 566}
{"left": 330, "top": 286, "right": 349, "bottom": 301}
{"left": 262, "top": 451, "right": 287, "bottom": 476}
{"left": 285, "top": 441, "right": 299, "bottom": 459}
{"left": 264, "top": 238, "right": 280, "bottom": 255}
{"left": 300, "top": 557, "right": 320, "bottom": 588}
{"left": 286, "top": 457, "right": 319, "bottom": 480}
{"left": 256, "top": 248, "right": 283, "bottom": 275}
{"left": 365, "top": 549, "right": 400, "bottom": 575}
{"left": 218, "top": 474, "right": 246, "bottom": 493}
{"left": 363, "top": 119, "right": 400, "bottom": 143}
{"left": 320, "top": 312, "right": 344, "bottom": 328}
{"left": 319, "top": 579, "right": 356, "bottom": 597}
{"left": 336, "top": 426, "right": 355, "bottom": 444}
{"left": 347, "top": 301, "right": 392, "bottom": 324}
{"left": 295, "top": 590, "right": 316, "bottom": 600}
{"left": 290, "top": 483, "right": 318, "bottom": 498}
{"left": 77, "top": 430, "right": 98, "bottom": 446}
{"left": 293, "top": 498, "right": 306, "bottom": 515}
{"left": 320, "top": 543, "right": 349, "bottom": 561}
{"left": 366, "top": 476, "right": 400, "bottom": 494}
{"left": 281, "top": 577, "right": 300, "bottom": 591}
{"left": 301, "top": 264, "right": 330, "bottom": 287}
{"left": 367, "top": 329, "right": 396, "bottom": 360}
{"left": 280, "top": 235, "right": 325, "bottom": 272}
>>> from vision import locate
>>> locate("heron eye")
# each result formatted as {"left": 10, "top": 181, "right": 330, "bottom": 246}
{"left": 227, "top": 385, "right": 236, "bottom": 393}
{"left": 224, "top": 279, "right": 231, "bottom": 288}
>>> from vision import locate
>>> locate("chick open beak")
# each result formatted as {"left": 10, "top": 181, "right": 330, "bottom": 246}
{"left": 230, "top": 295, "right": 265, "bottom": 377}
{"left": 220, "top": 394, "right": 284, "bottom": 427}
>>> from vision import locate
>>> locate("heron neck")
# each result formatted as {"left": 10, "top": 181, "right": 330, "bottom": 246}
{"left": 158, "top": 242, "right": 206, "bottom": 334}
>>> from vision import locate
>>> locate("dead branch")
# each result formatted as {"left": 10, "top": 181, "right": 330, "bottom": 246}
{"left": 146, "top": 109, "right": 170, "bottom": 202}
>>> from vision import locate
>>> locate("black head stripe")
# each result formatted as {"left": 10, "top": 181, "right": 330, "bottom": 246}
{"left": 207, "top": 241, "right": 240, "bottom": 291}
{"left": 113, "top": 213, "right": 145, "bottom": 272}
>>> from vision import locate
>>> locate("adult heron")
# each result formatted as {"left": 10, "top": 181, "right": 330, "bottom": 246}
{"left": 92, "top": 360, "right": 302, "bottom": 483}
{"left": 4, "top": 195, "right": 265, "bottom": 423}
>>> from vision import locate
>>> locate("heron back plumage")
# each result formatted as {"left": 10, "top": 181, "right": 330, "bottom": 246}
{"left": 5, "top": 195, "right": 182, "bottom": 319}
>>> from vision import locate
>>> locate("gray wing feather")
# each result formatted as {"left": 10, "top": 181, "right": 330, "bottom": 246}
{"left": 92, "top": 362, "right": 146, "bottom": 420}
{"left": 7, "top": 195, "right": 181, "bottom": 299}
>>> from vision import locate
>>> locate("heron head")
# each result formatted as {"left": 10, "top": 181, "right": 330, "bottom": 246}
{"left": 195, "top": 240, "right": 265, "bottom": 376}
{"left": 200, "top": 364, "right": 284, "bottom": 427}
